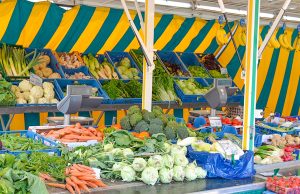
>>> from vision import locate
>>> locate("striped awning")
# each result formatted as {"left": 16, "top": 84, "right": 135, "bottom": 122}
{"left": 0, "top": 0, "right": 299, "bottom": 117}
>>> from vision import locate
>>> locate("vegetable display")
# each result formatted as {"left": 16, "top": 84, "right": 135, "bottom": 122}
{"left": 197, "top": 54, "right": 228, "bottom": 78}
{"left": 209, "top": 70, "right": 227, "bottom": 78}
{"left": 57, "top": 52, "right": 84, "bottom": 69}
{"left": 162, "top": 61, "right": 190, "bottom": 77}
{"left": 12, "top": 81, "right": 58, "bottom": 104}
{"left": 102, "top": 79, "right": 142, "bottom": 99}
{"left": 65, "top": 72, "right": 91, "bottom": 79}
{"left": 33, "top": 54, "right": 61, "bottom": 79}
{"left": 0, "top": 79, "right": 16, "bottom": 106}
{"left": 187, "top": 66, "right": 210, "bottom": 78}
{"left": 83, "top": 54, "right": 119, "bottom": 79}
{"left": 266, "top": 176, "right": 300, "bottom": 194}
{"left": 176, "top": 79, "right": 211, "bottom": 95}
{"left": 116, "top": 57, "right": 140, "bottom": 79}
{"left": 41, "top": 123, "right": 103, "bottom": 143}
{"left": 254, "top": 145, "right": 284, "bottom": 165}
{"left": 0, "top": 44, "right": 44, "bottom": 76}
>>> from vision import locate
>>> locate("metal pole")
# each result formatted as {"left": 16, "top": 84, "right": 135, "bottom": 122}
{"left": 258, "top": 0, "right": 291, "bottom": 58}
{"left": 134, "top": 0, "right": 145, "bottom": 32}
{"left": 242, "top": 0, "right": 261, "bottom": 151}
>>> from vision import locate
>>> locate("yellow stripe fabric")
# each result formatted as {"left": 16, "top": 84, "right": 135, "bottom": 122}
{"left": 10, "top": 114, "right": 24, "bottom": 130}
{"left": 265, "top": 30, "right": 292, "bottom": 114}
{"left": 98, "top": 11, "right": 136, "bottom": 54}
{"left": 16, "top": 1, "right": 50, "bottom": 47}
{"left": 282, "top": 52, "right": 300, "bottom": 116}
{"left": 0, "top": 0, "right": 17, "bottom": 40}
{"left": 117, "top": 110, "right": 126, "bottom": 124}
{"left": 71, "top": 7, "right": 110, "bottom": 53}
{"left": 195, "top": 22, "right": 218, "bottom": 53}
{"left": 45, "top": 6, "right": 80, "bottom": 50}
{"left": 154, "top": 15, "right": 185, "bottom": 50}
{"left": 174, "top": 18, "right": 206, "bottom": 52}
{"left": 39, "top": 112, "right": 48, "bottom": 126}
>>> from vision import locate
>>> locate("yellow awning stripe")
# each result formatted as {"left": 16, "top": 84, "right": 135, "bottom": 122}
{"left": 0, "top": 0, "right": 17, "bottom": 40}
{"left": 195, "top": 22, "right": 218, "bottom": 53}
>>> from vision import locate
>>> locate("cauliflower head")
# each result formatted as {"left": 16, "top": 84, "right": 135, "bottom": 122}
{"left": 18, "top": 80, "right": 32, "bottom": 92}
{"left": 30, "top": 86, "right": 44, "bottom": 99}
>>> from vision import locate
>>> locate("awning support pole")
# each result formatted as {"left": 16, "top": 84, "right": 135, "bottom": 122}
{"left": 134, "top": 0, "right": 145, "bottom": 32}
{"left": 258, "top": 0, "right": 291, "bottom": 58}
{"left": 120, "top": 0, "right": 155, "bottom": 112}
{"left": 242, "top": 0, "right": 261, "bottom": 151}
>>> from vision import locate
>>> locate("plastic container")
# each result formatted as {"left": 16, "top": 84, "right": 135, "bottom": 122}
{"left": 176, "top": 52, "right": 211, "bottom": 78}
{"left": 13, "top": 79, "right": 60, "bottom": 107}
{"left": 255, "top": 124, "right": 296, "bottom": 135}
{"left": 99, "top": 79, "right": 142, "bottom": 104}
{"left": 105, "top": 51, "right": 143, "bottom": 79}
{"left": 266, "top": 182, "right": 300, "bottom": 194}
{"left": 0, "top": 130, "right": 60, "bottom": 156}
{"left": 174, "top": 78, "right": 212, "bottom": 103}
{"left": 26, "top": 48, "right": 65, "bottom": 79}
{"left": 54, "top": 79, "right": 108, "bottom": 101}
{"left": 156, "top": 51, "right": 191, "bottom": 77}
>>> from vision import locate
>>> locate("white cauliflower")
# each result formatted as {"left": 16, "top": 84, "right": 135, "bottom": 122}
{"left": 18, "top": 80, "right": 32, "bottom": 92}
{"left": 38, "top": 97, "right": 49, "bottom": 104}
{"left": 15, "top": 91, "right": 24, "bottom": 99}
{"left": 11, "top": 85, "right": 20, "bottom": 93}
{"left": 23, "top": 91, "right": 31, "bottom": 100}
{"left": 50, "top": 98, "right": 59, "bottom": 104}
{"left": 17, "top": 98, "right": 27, "bottom": 104}
{"left": 28, "top": 95, "right": 37, "bottom": 104}
{"left": 44, "top": 90, "right": 54, "bottom": 99}
{"left": 30, "top": 86, "right": 44, "bottom": 99}
{"left": 42, "top": 82, "right": 54, "bottom": 90}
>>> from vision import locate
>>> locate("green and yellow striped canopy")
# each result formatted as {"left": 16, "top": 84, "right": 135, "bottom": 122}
{"left": 0, "top": 0, "right": 298, "bottom": 131}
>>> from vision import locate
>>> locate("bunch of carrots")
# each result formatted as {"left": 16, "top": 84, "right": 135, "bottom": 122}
{"left": 42, "top": 123, "right": 104, "bottom": 143}
{"left": 45, "top": 164, "right": 107, "bottom": 194}
{"left": 131, "top": 131, "right": 150, "bottom": 140}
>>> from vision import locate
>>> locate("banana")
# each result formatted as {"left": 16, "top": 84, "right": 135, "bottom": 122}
{"left": 282, "top": 33, "right": 293, "bottom": 50}
{"left": 270, "top": 34, "right": 281, "bottom": 49}
{"left": 216, "top": 29, "right": 224, "bottom": 46}
{"left": 220, "top": 28, "right": 228, "bottom": 44}
{"left": 294, "top": 34, "right": 300, "bottom": 51}
{"left": 240, "top": 31, "right": 247, "bottom": 46}
{"left": 235, "top": 31, "right": 242, "bottom": 46}
{"left": 279, "top": 34, "right": 289, "bottom": 49}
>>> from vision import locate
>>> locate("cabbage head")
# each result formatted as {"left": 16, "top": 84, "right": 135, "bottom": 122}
{"left": 121, "top": 166, "right": 136, "bottom": 182}
{"left": 147, "top": 155, "right": 163, "bottom": 170}
{"left": 184, "top": 163, "right": 197, "bottom": 181}
{"left": 159, "top": 168, "right": 173, "bottom": 184}
{"left": 162, "top": 155, "right": 174, "bottom": 168}
{"left": 195, "top": 167, "right": 207, "bottom": 179}
{"left": 173, "top": 154, "right": 189, "bottom": 167}
{"left": 111, "top": 148, "right": 122, "bottom": 156}
{"left": 141, "top": 167, "right": 159, "bottom": 185}
{"left": 170, "top": 145, "right": 187, "bottom": 157}
{"left": 112, "top": 162, "right": 127, "bottom": 171}
{"left": 104, "top": 143, "right": 114, "bottom": 152}
{"left": 132, "top": 158, "right": 147, "bottom": 172}
{"left": 122, "top": 148, "right": 134, "bottom": 157}
{"left": 162, "top": 143, "right": 171, "bottom": 153}
{"left": 173, "top": 166, "right": 185, "bottom": 181}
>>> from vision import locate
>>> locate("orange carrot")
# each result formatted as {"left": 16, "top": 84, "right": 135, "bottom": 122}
{"left": 70, "top": 172, "right": 90, "bottom": 177}
{"left": 90, "top": 179, "right": 107, "bottom": 187}
{"left": 80, "top": 184, "right": 91, "bottom": 193}
{"left": 77, "top": 164, "right": 94, "bottom": 172}
{"left": 73, "top": 183, "right": 81, "bottom": 194}
{"left": 70, "top": 176, "right": 85, "bottom": 186}
{"left": 46, "top": 183, "right": 66, "bottom": 189}
{"left": 85, "top": 181, "right": 98, "bottom": 188}
{"left": 66, "top": 184, "right": 75, "bottom": 194}
{"left": 65, "top": 168, "right": 70, "bottom": 175}
{"left": 75, "top": 123, "right": 81, "bottom": 128}
{"left": 76, "top": 176, "right": 96, "bottom": 181}
{"left": 66, "top": 177, "right": 75, "bottom": 187}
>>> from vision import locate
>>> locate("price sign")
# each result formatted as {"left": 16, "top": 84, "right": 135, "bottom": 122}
{"left": 209, "top": 117, "right": 222, "bottom": 127}
{"left": 30, "top": 73, "right": 43, "bottom": 87}
{"left": 220, "top": 68, "right": 228, "bottom": 75}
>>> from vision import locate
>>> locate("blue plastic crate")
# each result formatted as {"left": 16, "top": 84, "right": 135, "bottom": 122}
{"left": 255, "top": 124, "right": 296, "bottom": 135}
{"left": 194, "top": 53, "right": 222, "bottom": 71}
{"left": 0, "top": 130, "right": 61, "bottom": 156}
{"left": 174, "top": 78, "right": 212, "bottom": 103}
{"left": 55, "top": 79, "right": 109, "bottom": 101}
{"left": 99, "top": 79, "right": 142, "bottom": 104}
{"left": 156, "top": 51, "right": 191, "bottom": 77}
{"left": 176, "top": 52, "right": 211, "bottom": 78}
{"left": 105, "top": 51, "right": 142, "bottom": 80}
{"left": 96, "top": 54, "right": 122, "bottom": 79}
{"left": 61, "top": 65, "right": 93, "bottom": 79}
{"left": 26, "top": 48, "right": 65, "bottom": 79}
{"left": 13, "top": 80, "right": 60, "bottom": 107}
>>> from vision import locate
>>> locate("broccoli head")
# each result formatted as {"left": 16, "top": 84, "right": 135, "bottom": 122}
{"left": 134, "top": 120, "right": 149, "bottom": 133}
{"left": 120, "top": 116, "right": 131, "bottom": 130}
{"left": 164, "top": 126, "right": 176, "bottom": 140}
{"left": 127, "top": 105, "right": 141, "bottom": 115}
{"left": 177, "top": 126, "right": 189, "bottom": 139}
{"left": 148, "top": 124, "right": 163, "bottom": 135}
{"left": 157, "top": 114, "right": 168, "bottom": 126}
{"left": 167, "top": 120, "right": 179, "bottom": 129}
{"left": 150, "top": 118, "right": 164, "bottom": 127}
{"left": 142, "top": 110, "right": 155, "bottom": 123}
{"left": 152, "top": 105, "right": 163, "bottom": 117}
{"left": 129, "top": 113, "right": 143, "bottom": 127}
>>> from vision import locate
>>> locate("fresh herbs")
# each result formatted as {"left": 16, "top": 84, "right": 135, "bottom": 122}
{"left": 188, "top": 66, "right": 211, "bottom": 78}
{"left": 102, "top": 79, "right": 142, "bottom": 99}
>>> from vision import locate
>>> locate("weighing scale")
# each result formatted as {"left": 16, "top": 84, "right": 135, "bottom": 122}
{"left": 56, "top": 85, "right": 103, "bottom": 125}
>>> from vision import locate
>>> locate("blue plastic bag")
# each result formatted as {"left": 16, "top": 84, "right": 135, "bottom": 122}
{"left": 187, "top": 146, "right": 255, "bottom": 179}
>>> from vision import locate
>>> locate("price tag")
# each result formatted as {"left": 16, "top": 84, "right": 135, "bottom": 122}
{"left": 30, "top": 73, "right": 43, "bottom": 87}
{"left": 220, "top": 68, "right": 228, "bottom": 75}
{"left": 218, "top": 15, "right": 224, "bottom": 24}
{"left": 240, "top": 19, "right": 246, "bottom": 27}
{"left": 241, "top": 70, "right": 245, "bottom": 80}
{"left": 209, "top": 117, "right": 222, "bottom": 127}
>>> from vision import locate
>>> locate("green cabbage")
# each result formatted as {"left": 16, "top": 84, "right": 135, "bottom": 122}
{"left": 195, "top": 167, "right": 207, "bottom": 178}
{"left": 173, "top": 154, "right": 189, "bottom": 167}
{"left": 121, "top": 166, "right": 136, "bottom": 182}
{"left": 132, "top": 158, "right": 147, "bottom": 172}
{"left": 173, "top": 166, "right": 185, "bottom": 181}
{"left": 184, "top": 163, "right": 197, "bottom": 181}
{"left": 159, "top": 167, "right": 173, "bottom": 183}
{"left": 147, "top": 155, "right": 163, "bottom": 170}
{"left": 162, "top": 155, "right": 174, "bottom": 168}
{"left": 122, "top": 148, "right": 134, "bottom": 157}
{"left": 141, "top": 167, "right": 159, "bottom": 185}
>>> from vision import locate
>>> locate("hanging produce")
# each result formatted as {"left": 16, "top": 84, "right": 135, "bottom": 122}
{"left": 176, "top": 79, "right": 211, "bottom": 95}
{"left": 12, "top": 80, "right": 58, "bottom": 104}
{"left": 216, "top": 26, "right": 228, "bottom": 46}
{"left": 0, "top": 79, "right": 16, "bottom": 106}
{"left": 116, "top": 57, "right": 140, "bottom": 79}
{"left": 279, "top": 30, "right": 294, "bottom": 50}
{"left": 268, "top": 29, "right": 281, "bottom": 48}
{"left": 58, "top": 52, "right": 84, "bottom": 69}
{"left": 0, "top": 44, "right": 44, "bottom": 76}
{"left": 83, "top": 54, "right": 119, "bottom": 79}
{"left": 33, "top": 55, "right": 61, "bottom": 79}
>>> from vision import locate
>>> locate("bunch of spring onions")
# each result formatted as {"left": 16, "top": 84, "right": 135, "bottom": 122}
{"left": 0, "top": 44, "right": 42, "bottom": 76}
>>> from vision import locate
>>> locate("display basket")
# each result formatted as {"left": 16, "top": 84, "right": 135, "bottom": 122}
{"left": 105, "top": 51, "right": 143, "bottom": 80}
{"left": 176, "top": 52, "right": 211, "bottom": 78}
{"left": 266, "top": 182, "right": 300, "bottom": 194}
{"left": 61, "top": 66, "right": 92, "bottom": 79}
{"left": 156, "top": 51, "right": 191, "bottom": 77}
{"left": 174, "top": 78, "right": 212, "bottom": 103}
{"left": 255, "top": 123, "right": 296, "bottom": 135}
{"left": 12, "top": 79, "right": 60, "bottom": 107}
{"left": 96, "top": 54, "right": 122, "bottom": 79}
{"left": 27, "top": 48, "right": 65, "bottom": 79}
{"left": 54, "top": 79, "right": 109, "bottom": 101}
{"left": 99, "top": 79, "right": 142, "bottom": 104}
{"left": 0, "top": 130, "right": 61, "bottom": 156}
